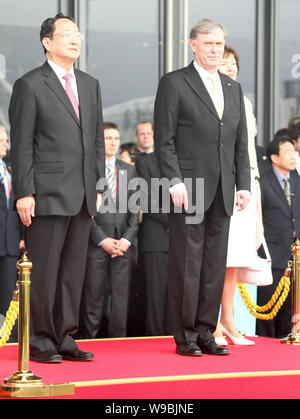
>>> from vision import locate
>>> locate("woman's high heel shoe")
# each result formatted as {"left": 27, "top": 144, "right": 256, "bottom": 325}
{"left": 221, "top": 325, "right": 255, "bottom": 346}
{"left": 214, "top": 336, "right": 228, "bottom": 346}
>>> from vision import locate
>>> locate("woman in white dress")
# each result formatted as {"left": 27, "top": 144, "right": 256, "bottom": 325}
{"left": 214, "top": 46, "right": 261, "bottom": 345}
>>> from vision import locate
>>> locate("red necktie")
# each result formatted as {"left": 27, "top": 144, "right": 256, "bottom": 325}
{"left": 63, "top": 73, "right": 80, "bottom": 120}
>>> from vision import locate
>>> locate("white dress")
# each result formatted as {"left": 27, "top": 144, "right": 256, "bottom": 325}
{"left": 226, "top": 96, "right": 260, "bottom": 267}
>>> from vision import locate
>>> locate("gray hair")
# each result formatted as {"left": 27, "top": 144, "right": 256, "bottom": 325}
{"left": 190, "top": 18, "right": 227, "bottom": 40}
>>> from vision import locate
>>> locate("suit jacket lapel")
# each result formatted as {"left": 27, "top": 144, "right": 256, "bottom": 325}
{"left": 184, "top": 63, "right": 220, "bottom": 120}
{"left": 75, "top": 70, "right": 89, "bottom": 131}
{"left": 220, "top": 73, "right": 234, "bottom": 122}
{"left": 41, "top": 61, "right": 81, "bottom": 127}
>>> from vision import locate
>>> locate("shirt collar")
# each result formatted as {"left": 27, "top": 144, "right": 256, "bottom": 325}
{"left": 106, "top": 158, "right": 116, "bottom": 168}
{"left": 273, "top": 167, "right": 290, "bottom": 186}
{"left": 193, "top": 60, "right": 219, "bottom": 81}
{"left": 47, "top": 59, "right": 75, "bottom": 81}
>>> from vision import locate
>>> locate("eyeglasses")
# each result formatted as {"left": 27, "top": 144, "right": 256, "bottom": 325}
{"left": 52, "top": 31, "right": 84, "bottom": 42}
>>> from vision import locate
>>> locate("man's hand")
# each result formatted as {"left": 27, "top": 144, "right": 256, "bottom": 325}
{"left": 100, "top": 238, "right": 120, "bottom": 256}
{"left": 16, "top": 196, "right": 35, "bottom": 227}
{"left": 236, "top": 191, "right": 251, "bottom": 211}
{"left": 170, "top": 183, "right": 189, "bottom": 210}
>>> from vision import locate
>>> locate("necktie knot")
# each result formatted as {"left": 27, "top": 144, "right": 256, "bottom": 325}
{"left": 63, "top": 73, "right": 72, "bottom": 82}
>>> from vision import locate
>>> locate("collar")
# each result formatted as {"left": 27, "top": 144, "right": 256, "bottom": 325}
{"left": 193, "top": 61, "right": 219, "bottom": 81}
{"left": 47, "top": 59, "right": 75, "bottom": 80}
{"left": 273, "top": 167, "right": 290, "bottom": 187}
{"left": 106, "top": 158, "right": 116, "bottom": 168}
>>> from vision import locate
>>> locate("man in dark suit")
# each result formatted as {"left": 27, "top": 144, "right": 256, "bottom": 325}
{"left": 154, "top": 19, "right": 250, "bottom": 356}
{"left": 0, "top": 126, "right": 22, "bottom": 330}
{"left": 256, "top": 137, "right": 300, "bottom": 338}
{"left": 9, "top": 14, "right": 105, "bottom": 363}
{"left": 80, "top": 123, "right": 139, "bottom": 338}
{"left": 135, "top": 151, "right": 169, "bottom": 336}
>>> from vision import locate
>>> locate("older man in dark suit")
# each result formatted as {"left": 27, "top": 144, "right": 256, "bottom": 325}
{"left": 9, "top": 14, "right": 105, "bottom": 363}
{"left": 256, "top": 137, "right": 300, "bottom": 338}
{"left": 154, "top": 19, "right": 250, "bottom": 356}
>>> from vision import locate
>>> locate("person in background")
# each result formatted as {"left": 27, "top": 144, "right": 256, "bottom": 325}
{"left": 214, "top": 45, "right": 260, "bottom": 346}
{"left": 135, "top": 149, "right": 169, "bottom": 336}
{"left": 0, "top": 126, "right": 23, "bottom": 341}
{"left": 256, "top": 137, "right": 300, "bottom": 338}
{"left": 136, "top": 121, "right": 154, "bottom": 154}
{"left": 80, "top": 122, "right": 139, "bottom": 338}
{"left": 288, "top": 120, "right": 300, "bottom": 175}
{"left": 119, "top": 142, "right": 139, "bottom": 166}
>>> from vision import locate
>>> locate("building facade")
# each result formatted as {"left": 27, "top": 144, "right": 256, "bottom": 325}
{"left": 0, "top": 0, "right": 300, "bottom": 145}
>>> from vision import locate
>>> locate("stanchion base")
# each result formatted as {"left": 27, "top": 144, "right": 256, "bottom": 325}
{"left": 281, "top": 334, "right": 300, "bottom": 345}
{"left": 0, "top": 371, "right": 74, "bottom": 398}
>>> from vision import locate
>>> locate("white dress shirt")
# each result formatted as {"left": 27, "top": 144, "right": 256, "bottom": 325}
{"left": 193, "top": 60, "right": 224, "bottom": 117}
{"left": 47, "top": 59, "right": 79, "bottom": 103}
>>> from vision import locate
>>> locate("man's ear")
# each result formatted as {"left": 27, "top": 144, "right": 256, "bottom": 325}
{"left": 42, "top": 37, "right": 51, "bottom": 53}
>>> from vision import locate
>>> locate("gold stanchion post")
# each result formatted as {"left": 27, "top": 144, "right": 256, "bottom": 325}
{"left": 0, "top": 253, "right": 74, "bottom": 398}
{"left": 281, "top": 239, "right": 300, "bottom": 345}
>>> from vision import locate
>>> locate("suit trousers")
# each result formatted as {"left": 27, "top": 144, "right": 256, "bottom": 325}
{"left": 25, "top": 202, "right": 91, "bottom": 355}
{"left": 0, "top": 255, "right": 18, "bottom": 315}
{"left": 167, "top": 183, "right": 231, "bottom": 345}
{"left": 80, "top": 252, "right": 133, "bottom": 338}
{"left": 256, "top": 268, "right": 292, "bottom": 339}
{"left": 144, "top": 251, "right": 168, "bottom": 336}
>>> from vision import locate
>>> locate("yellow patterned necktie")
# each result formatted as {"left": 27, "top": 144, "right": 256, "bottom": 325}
{"left": 207, "top": 75, "right": 224, "bottom": 119}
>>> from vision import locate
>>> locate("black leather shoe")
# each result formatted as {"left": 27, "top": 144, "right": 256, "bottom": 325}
{"left": 30, "top": 350, "right": 63, "bottom": 364}
{"left": 198, "top": 339, "right": 230, "bottom": 356}
{"left": 59, "top": 348, "right": 94, "bottom": 362}
{"left": 176, "top": 342, "right": 202, "bottom": 356}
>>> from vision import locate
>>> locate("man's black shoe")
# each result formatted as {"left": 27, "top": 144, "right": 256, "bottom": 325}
{"left": 30, "top": 350, "right": 63, "bottom": 364}
{"left": 176, "top": 342, "right": 202, "bottom": 356}
{"left": 198, "top": 339, "right": 230, "bottom": 356}
{"left": 59, "top": 348, "right": 94, "bottom": 362}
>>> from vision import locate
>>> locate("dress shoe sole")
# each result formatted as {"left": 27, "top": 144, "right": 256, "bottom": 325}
{"left": 61, "top": 355, "right": 94, "bottom": 362}
{"left": 176, "top": 348, "right": 202, "bottom": 356}
{"left": 30, "top": 355, "right": 63, "bottom": 364}
{"left": 201, "top": 350, "right": 230, "bottom": 356}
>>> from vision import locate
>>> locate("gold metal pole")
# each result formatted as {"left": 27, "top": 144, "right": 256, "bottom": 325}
{"left": 0, "top": 253, "right": 74, "bottom": 398}
{"left": 281, "top": 240, "right": 300, "bottom": 345}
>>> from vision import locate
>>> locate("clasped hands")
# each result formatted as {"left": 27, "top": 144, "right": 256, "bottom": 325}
{"left": 100, "top": 238, "right": 129, "bottom": 258}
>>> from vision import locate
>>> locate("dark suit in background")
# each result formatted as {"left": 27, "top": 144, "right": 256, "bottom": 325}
{"left": 80, "top": 159, "right": 139, "bottom": 338}
{"left": 9, "top": 61, "right": 105, "bottom": 357}
{"left": 0, "top": 162, "right": 21, "bottom": 319}
{"left": 154, "top": 61, "right": 250, "bottom": 350}
{"left": 256, "top": 169, "right": 300, "bottom": 338}
{"left": 135, "top": 152, "right": 169, "bottom": 336}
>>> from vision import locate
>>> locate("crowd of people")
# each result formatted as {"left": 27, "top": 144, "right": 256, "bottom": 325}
{"left": 1, "top": 14, "right": 300, "bottom": 363}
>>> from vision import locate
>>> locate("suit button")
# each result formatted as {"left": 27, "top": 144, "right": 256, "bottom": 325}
{"left": 220, "top": 143, "right": 224, "bottom": 147}
{"left": 220, "top": 122, "right": 224, "bottom": 127}
{"left": 84, "top": 154, "right": 88, "bottom": 160}
{"left": 165, "top": 228, "right": 171, "bottom": 233}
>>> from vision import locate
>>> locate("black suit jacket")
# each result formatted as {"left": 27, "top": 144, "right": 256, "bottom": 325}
{"left": 9, "top": 61, "right": 105, "bottom": 217}
{"left": 0, "top": 164, "right": 21, "bottom": 257}
{"left": 88, "top": 159, "right": 139, "bottom": 258}
{"left": 260, "top": 168, "right": 300, "bottom": 269}
{"left": 154, "top": 62, "right": 250, "bottom": 216}
{"left": 135, "top": 152, "right": 169, "bottom": 252}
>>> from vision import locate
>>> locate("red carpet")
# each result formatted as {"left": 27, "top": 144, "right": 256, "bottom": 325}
{"left": 0, "top": 336, "right": 300, "bottom": 399}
